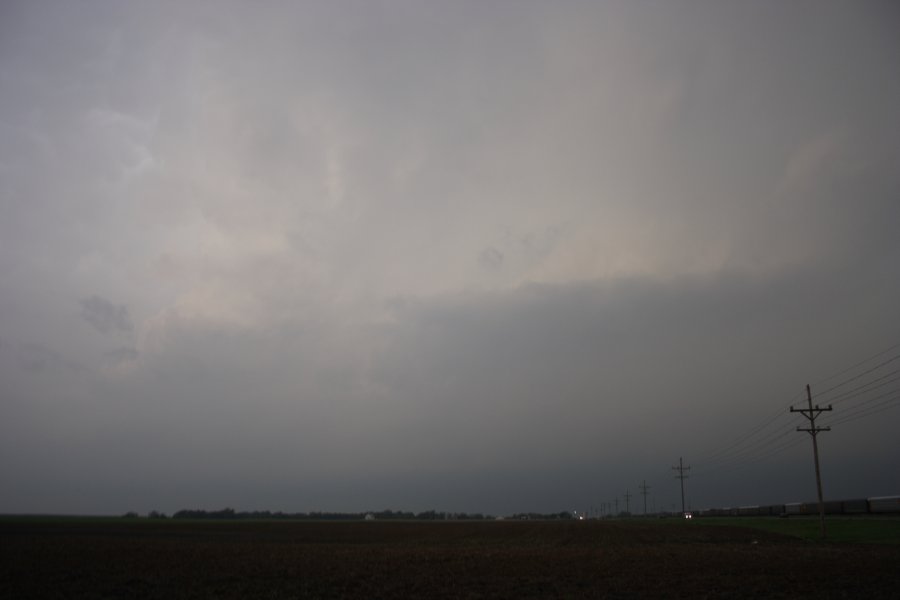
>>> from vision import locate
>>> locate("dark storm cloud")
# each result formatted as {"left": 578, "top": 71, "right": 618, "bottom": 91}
{"left": 80, "top": 295, "right": 132, "bottom": 334}
{"left": 376, "top": 262, "right": 897, "bottom": 448}
{"left": 2, "top": 259, "right": 898, "bottom": 515}
{"left": 367, "top": 266, "right": 899, "bottom": 512}
{"left": 479, "top": 246, "right": 504, "bottom": 270}
{"left": 0, "top": 1, "right": 898, "bottom": 516}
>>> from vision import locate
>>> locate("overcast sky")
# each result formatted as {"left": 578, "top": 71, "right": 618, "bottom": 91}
{"left": 1, "top": 1, "right": 899, "bottom": 516}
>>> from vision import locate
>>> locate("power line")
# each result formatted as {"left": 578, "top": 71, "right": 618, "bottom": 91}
{"left": 813, "top": 352, "right": 900, "bottom": 401}
{"left": 702, "top": 422, "right": 796, "bottom": 463}
{"left": 822, "top": 387, "right": 900, "bottom": 423}
{"left": 823, "top": 393, "right": 900, "bottom": 428}
{"left": 809, "top": 342, "right": 900, "bottom": 389}
{"left": 693, "top": 428, "right": 795, "bottom": 477}
{"left": 696, "top": 435, "right": 807, "bottom": 478}
{"left": 694, "top": 403, "right": 794, "bottom": 465}
{"left": 741, "top": 435, "right": 807, "bottom": 465}
{"left": 690, "top": 402, "right": 800, "bottom": 479}
{"left": 830, "top": 400, "right": 900, "bottom": 427}
{"left": 693, "top": 426, "right": 796, "bottom": 476}
{"left": 827, "top": 370, "right": 900, "bottom": 406}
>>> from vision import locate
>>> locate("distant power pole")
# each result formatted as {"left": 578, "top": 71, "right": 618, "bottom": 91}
{"left": 615, "top": 497, "right": 619, "bottom": 515}
{"left": 624, "top": 490, "right": 632, "bottom": 515}
{"left": 672, "top": 457, "right": 691, "bottom": 516}
{"left": 639, "top": 480, "right": 650, "bottom": 515}
{"left": 791, "top": 384, "right": 832, "bottom": 538}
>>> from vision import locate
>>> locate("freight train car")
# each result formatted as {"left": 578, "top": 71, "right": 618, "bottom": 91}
{"left": 869, "top": 496, "right": 900, "bottom": 513}
{"left": 784, "top": 502, "right": 804, "bottom": 516}
{"left": 697, "top": 496, "right": 900, "bottom": 518}
{"left": 842, "top": 498, "right": 868, "bottom": 514}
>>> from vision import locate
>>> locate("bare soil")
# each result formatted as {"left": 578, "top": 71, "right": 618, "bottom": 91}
{"left": 2, "top": 519, "right": 898, "bottom": 598}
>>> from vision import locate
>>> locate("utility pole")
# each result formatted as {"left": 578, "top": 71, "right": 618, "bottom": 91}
{"left": 614, "top": 497, "right": 619, "bottom": 516}
{"left": 672, "top": 457, "right": 691, "bottom": 516}
{"left": 639, "top": 480, "right": 650, "bottom": 515}
{"left": 791, "top": 384, "right": 832, "bottom": 538}
{"left": 624, "top": 490, "right": 632, "bottom": 515}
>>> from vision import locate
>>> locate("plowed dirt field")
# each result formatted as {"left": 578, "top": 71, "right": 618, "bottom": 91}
{"left": 3, "top": 519, "right": 898, "bottom": 598}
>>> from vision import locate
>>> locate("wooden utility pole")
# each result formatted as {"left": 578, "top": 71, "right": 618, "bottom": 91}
{"left": 791, "top": 384, "right": 832, "bottom": 538}
{"left": 672, "top": 457, "right": 690, "bottom": 516}
{"left": 624, "top": 489, "right": 632, "bottom": 515}
{"left": 639, "top": 480, "right": 650, "bottom": 515}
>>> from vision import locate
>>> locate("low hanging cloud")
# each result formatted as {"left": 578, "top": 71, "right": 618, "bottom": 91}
{"left": 80, "top": 295, "right": 133, "bottom": 334}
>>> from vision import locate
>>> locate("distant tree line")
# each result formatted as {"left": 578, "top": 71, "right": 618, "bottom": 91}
{"left": 152, "top": 508, "right": 496, "bottom": 521}
{"left": 509, "top": 511, "right": 574, "bottom": 520}
{"left": 123, "top": 508, "right": 577, "bottom": 521}
{"left": 122, "top": 510, "right": 168, "bottom": 519}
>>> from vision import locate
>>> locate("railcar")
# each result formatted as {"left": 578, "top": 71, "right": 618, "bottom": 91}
{"left": 868, "top": 496, "right": 900, "bottom": 513}
{"left": 842, "top": 498, "right": 868, "bottom": 514}
{"left": 695, "top": 495, "right": 900, "bottom": 517}
{"left": 784, "top": 502, "right": 803, "bottom": 516}
{"left": 760, "top": 504, "right": 785, "bottom": 516}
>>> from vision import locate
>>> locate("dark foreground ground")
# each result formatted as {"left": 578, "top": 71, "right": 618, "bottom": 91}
{"left": 3, "top": 518, "right": 899, "bottom": 599}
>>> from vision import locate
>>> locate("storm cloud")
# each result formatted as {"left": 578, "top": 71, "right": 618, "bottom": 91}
{"left": 80, "top": 295, "right": 133, "bottom": 334}
{"left": 1, "top": 1, "right": 898, "bottom": 516}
